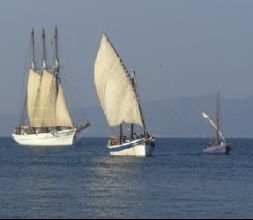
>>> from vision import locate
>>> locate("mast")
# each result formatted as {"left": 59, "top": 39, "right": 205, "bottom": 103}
{"left": 120, "top": 124, "right": 123, "bottom": 144}
{"left": 31, "top": 29, "right": 35, "bottom": 70}
{"left": 42, "top": 28, "right": 47, "bottom": 69}
{"left": 54, "top": 26, "right": 60, "bottom": 92}
{"left": 130, "top": 68, "right": 135, "bottom": 140}
{"left": 131, "top": 68, "right": 147, "bottom": 134}
{"left": 130, "top": 123, "right": 134, "bottom": 140}
{"left": 54, "top": 26, "right": 60, "bottom": 74}
{"left": 216, "top": 91, "right": 220, "bottom": 144}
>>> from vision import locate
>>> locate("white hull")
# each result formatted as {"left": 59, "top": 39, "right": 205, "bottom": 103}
{"left": 12, "top": 128, "right": 77, "bottom": 146}
{"left": 108, "top": 138, "right": 155, "bottom": 157}
{"left": 203, "top": 143, "right": 231, "bottom": 154}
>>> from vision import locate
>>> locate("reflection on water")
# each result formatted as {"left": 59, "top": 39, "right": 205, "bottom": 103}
{"left": 0, "top": 138, "right": 253, "bottom": 218}
{"left": 82, "top": 156, "right": 145, "bottom": 218}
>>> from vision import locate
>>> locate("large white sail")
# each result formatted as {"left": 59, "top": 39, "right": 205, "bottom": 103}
{"left": 36, "top": 69, "right": 57, "bottom": 127}
{"left": 27, "top": 69, "right": 41, "bottom": 127}
{"left": 29, "top": 70, "right": 73, "bottom": 128}
{"left": 55, "top": 84, "right": 73, "bottom": 127}
{"left": 94, "top": 34, "right": 143, "bottom": 127}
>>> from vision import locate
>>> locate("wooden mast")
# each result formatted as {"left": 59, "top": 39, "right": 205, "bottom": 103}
{"left": 42, "top": 28, "right": 47, "bottom": 70}
{"left": 119, "top": 124, "right": 123, "bottom": 144}
{"left": 130, "top": 68, "right": 135, "bottom": 140}
{"left": 54, "top": 26, "right": 60, "bottom": 93}
{"left": 54, "top": 27, "right": 59, "bottom": 65}
{"left": 31, "top": 29, "right": 35, "bottom": 70}
{"left": 216, "top": 91, "right": 220, "bottom": 144}
{"left": 131, "top": 68, "right": 147, "bottom": 135}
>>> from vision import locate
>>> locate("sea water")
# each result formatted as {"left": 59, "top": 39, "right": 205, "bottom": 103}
{"left": 0, "top": 137, "right": 252, "bottom": 218}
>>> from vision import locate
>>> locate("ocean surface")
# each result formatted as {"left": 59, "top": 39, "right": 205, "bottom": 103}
{"left": 0, "top": 137, "right": 253, "bottom": 219}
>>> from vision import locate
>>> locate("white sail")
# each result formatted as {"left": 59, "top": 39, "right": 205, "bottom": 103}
{"left": 202, "top": 112, "right": 226, "bottom": 143}
{"left": 55, "top": 84, "right": 73, "bottom": 127}
{"left": 12, "top": 28, "right": 91, "bottom": 147}
{"left": 94, "top": 34, "right": 143, "bottom": 127}
{"left": 27, "top": 69, "right": 41, "bottom": 127}
{"left": 35, "top": 69, "right": 57, "bottom": 127}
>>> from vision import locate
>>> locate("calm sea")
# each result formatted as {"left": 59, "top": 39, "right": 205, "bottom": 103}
{"left": 0, "top": 137, "right": 252, "bottom": 219}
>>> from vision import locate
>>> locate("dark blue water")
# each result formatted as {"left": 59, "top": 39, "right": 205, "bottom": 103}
{"left": 0, "top": 137, "right": 253, "bottom": 219}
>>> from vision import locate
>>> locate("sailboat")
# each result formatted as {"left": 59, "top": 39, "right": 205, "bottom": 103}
{"left": 94, "top": 34, "right": 155, "bottom": 157}
{"left": 202, "top": 91, "right": 231, "bottom": 154}
{"left": 12, "top": 28, "right": 90, "bottom": 146}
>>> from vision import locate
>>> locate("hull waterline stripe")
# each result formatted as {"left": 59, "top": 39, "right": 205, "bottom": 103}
{"left": 109, "top": 141, "right": 155, "bottom": 152}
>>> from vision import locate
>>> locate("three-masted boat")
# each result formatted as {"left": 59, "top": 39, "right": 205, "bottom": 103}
{"left": 12, "top": 28, "right": 90, "bottom": 146}
{"left": 202, "top": 91, "right": 231, "bottom": 154}
{"left": 94, "top": 34, "right": 155, "bottom": 157}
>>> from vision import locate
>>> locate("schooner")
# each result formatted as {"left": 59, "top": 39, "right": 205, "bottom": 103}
{"left": 12, "top": 28, "right": 90, "bottom": 146}
{"left": 94, "top": 34, "right": 155, "bottom": 156}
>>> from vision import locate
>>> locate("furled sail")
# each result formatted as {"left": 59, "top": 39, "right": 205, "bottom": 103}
{"left": 27, "top": 69, "right": 41, "bottom": 127}
{"left": 94, "top": 34, "right": 143, "bottom": 127}
{"left": 36, "top": 69, "right": 57, "bottom": 127}
{"left": 55, "top": 84, "right": 73, "bottom": 127}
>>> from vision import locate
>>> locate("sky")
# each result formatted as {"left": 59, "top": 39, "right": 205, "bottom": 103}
{"left": 1, "top": 0, "right": 253, "bottom": 114}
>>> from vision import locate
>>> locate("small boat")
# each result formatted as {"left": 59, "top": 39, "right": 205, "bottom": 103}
{"left": 94, "top": 34, "right": 155, "bottom": 157}
{"left": 202, "top": 91, "right": 231, "bottom": 154}
{"left": 203, "top": 142, "right": 231, "bottom": 154}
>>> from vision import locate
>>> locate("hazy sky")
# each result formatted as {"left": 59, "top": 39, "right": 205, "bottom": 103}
{"left": 1, "top": 0, "right": 253, "bottom": 114}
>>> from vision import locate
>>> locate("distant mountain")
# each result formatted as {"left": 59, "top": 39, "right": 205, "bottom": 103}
{"left": 2, "top": 94, "right": 253, "bottom": 137}
{"left": 143, "top": 95, "right": 253, "bottom": 137}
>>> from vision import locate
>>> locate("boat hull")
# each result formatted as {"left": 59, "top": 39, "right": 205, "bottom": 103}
{"left": 203, "top": 143, "right": 231, "bottom": 154}
{"left": 108, "top": 138, "right": 155, "bottom": 157}
{"left": 12, "top": 128, "right": 77, "bottom": 146}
